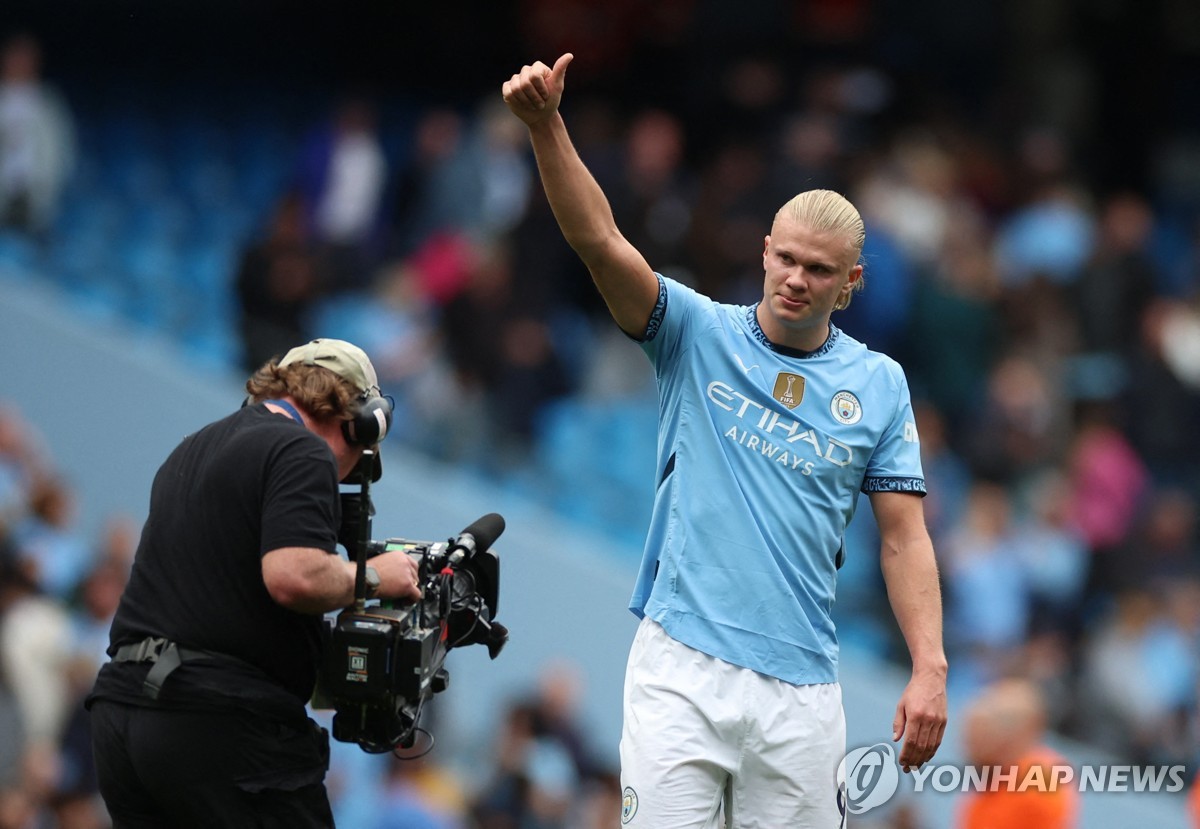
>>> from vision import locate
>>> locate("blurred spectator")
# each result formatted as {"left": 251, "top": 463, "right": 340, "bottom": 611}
{"left": 404, "top": 230, "right": 476, "bottom": 307}
{"left": 992, "top": 175, "right": 1095, "bottom": 365}
{"left": 1019, "top": 629, "right": 1076, "bottom": 738}
{"left": 769, "top": 111, "right": 846, "bottom": 200}
{"left": 911, "top": 401, "right": 970, "bottom": 550}
{"left": 0, "top": 536, "right": 29, "bottom": 806}
{"left": 297, "top": 95, "right": 390, "bottom": 289}
{"left": 438, "top": 239, "right": 571, "bottom": 463}
{"left": 469, "top": 700, "right": 575, "bottom": 829}
{"left": 369, "top": 754, "right": 468, "bottom": 829}
{"left": 1065, "top": 402, "right": 1151, "bottom": 597}
{"left": 900, "top": 211, "right": 999, "bottom": 435}
{"left": 1007, "top": 469, "right": 1091, "bottom": 730}
{"left": 712, "top": 54, "right": 789, "bottom": 148}
{"left": 0, "top": 404, "right": 49, "bottom": 528}
{"left": 1074, "top": 192, "right": 1157, "bottom": 361}
{"left": 11, "top": 474, "right": 91, "bottom": 601}
{"left": 1122, "top": 487, "right": 1200, "bottom": 587}
{"left": 1155, "top": 578, "right": 1200, "bottom": 765}
{"left": 1123, "top": 299, "right": 1200, "bottom": 495}
{"left": 1077, "top": 586, "right": 1198, "bottom": 763}
{"left": 993, "top": 180, "right": 1096, "bottom": 289}
{"left": 1011, "top": 470, "right": 1089, "bottom": 637}
{"left": 996, "top": 272, "right": 1080, "bottom": 371}
{"left": 1156, "top": 298, "right": 1200, "bottom": 390}
{"left": 941, "top": 482, "right": 1031, "bottom": 696}
{"left": 963, "top": 355, "right": 1067, "bottom": 485}
{"left": 607, "top": 108, "right": 696, "bottom": 280}
{"left": 391, "top": 98, "right": 533, "bottom": 264}
{"left": 68, "top": 517, "right": 135, "bottom": 680}
{"left": 469, "top": 664, "right": 601, "bottom": 829}
{"left": 0, "top": 32, "right": 75, "bottom": 237}
{"left": 856, "top": 132, "right": 970, "bottom": 269}
{"left": 390, "top": 108, "right": 473, "bottom": 257}
{"left": 48, "top": 523, "right": 134, "bottom": 829}
{"left": 235, "top": 190, "right": 329, "bottom": 371}
{"left": 470, "top": 97, "right": 536, "bottom": 242}
{"left": 834, "top": 222, "right": 914, "bottom": 356}
{"left": 957, "top": 678, "right": 1078, "bottom": 829}
{"left": 0, "top": 528, "right": 73, "bottom": 815}
{"left": 527, "top": 661, "right": 601, "bottom": 782}
{"left": 685, "top": 138, "right": 776, "bottom": 302}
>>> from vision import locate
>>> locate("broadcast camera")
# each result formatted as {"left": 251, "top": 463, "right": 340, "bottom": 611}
{"left": 314, "top": 451, "right": 508, "bottom": 754}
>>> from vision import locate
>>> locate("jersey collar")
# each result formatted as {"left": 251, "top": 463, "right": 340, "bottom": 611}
{"left": 746, "top": 304, "right": 841, "bottom": 359}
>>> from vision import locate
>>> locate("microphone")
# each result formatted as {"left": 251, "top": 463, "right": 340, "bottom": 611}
{"left": 446, "top": 513, "right": 506, "bottom": 565}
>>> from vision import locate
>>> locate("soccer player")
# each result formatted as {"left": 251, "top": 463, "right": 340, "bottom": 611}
{"left": 503, "top": 54, "right": 948, "bottom": 827}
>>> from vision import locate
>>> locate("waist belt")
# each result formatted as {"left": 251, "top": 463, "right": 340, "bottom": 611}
{"left": 112, "top": 637, "right": 220, "bottom": 701}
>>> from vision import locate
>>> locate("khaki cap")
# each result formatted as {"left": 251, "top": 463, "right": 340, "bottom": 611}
{"left": 278, "top": 339, "right": 381, "bottom": 398}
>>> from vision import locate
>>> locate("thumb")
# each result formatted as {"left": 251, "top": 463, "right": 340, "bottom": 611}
{"left": 892, "top": 705, "right": 906, "bottom": 742}
{"left": 551, "top": 52, "right": 574, "bottom": 85}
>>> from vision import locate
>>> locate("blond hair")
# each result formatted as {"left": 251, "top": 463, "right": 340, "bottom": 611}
{"left": 775, "top": 190, "right": 866, "bottom": 310}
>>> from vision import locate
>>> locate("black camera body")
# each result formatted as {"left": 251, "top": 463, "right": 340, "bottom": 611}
{"left": 314, "top": 452, "right": 508, "bottom": 753}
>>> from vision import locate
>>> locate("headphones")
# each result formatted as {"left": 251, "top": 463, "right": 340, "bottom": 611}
{"left": 251, "top": 392, "right": 394, "bottom": 447}
{"left": 343, "top": 394, "right": 394, "bottom": 447}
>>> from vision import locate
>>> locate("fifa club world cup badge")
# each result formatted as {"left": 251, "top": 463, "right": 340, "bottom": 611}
{"left": 773, "top": 372, "right": 805, "bottom": 409}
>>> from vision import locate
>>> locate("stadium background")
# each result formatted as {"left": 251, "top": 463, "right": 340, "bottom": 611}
{"left": 0, "top": 0, "right": 1198, "bottom": 827}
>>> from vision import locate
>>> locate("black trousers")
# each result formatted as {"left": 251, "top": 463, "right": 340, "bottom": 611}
{"left": 89, "top": 699, "right": 335, "bottom": 829}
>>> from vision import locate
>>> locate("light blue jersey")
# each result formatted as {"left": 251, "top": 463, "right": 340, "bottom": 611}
{"left": 630, "top": 274, "right": 925, "bottom": 685}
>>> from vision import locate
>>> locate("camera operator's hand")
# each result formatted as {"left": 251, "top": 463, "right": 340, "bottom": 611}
{"left": 370, "top": 549, "right": 423, "bottom": 602}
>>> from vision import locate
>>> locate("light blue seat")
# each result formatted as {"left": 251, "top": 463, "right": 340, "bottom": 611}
{"left": 0, "top": 231, "right": 41, "bottom": 280}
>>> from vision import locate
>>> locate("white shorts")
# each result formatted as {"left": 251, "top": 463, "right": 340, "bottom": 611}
{"left": 619, "top": 617, "right": 846, "bottom": 828}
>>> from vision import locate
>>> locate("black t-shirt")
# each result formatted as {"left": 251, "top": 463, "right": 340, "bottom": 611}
{"left": 88, "top": 404, "right": 341, "bottom": 721}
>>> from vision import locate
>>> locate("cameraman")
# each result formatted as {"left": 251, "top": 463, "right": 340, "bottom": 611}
{"left": 86, "top": 338, "right": 422, "bottom": 828}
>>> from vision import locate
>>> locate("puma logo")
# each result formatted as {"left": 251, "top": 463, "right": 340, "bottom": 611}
{"left": 734, "top": 354, "right": 759, "bottom": 374}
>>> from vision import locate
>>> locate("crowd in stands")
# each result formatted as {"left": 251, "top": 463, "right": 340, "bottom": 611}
{"left": 2, "top": 3, "right": 1200, "bottom": 825}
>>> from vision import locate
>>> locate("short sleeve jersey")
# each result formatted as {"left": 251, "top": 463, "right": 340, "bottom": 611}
{"left": 88, "top": 404, "right": 341, "bottom": 720}
{"left": 631, "top": 275, "right": 925, "bottom": 685}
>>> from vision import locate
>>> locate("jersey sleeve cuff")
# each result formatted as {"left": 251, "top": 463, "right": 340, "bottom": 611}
{"left": 861, "top": 476, "right": 927, "bottom": 496}
{"left": 627, "top": 273, "right": 668, "bottom": 343}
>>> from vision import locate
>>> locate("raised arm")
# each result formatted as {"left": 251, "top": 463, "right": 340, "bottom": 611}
{"left": 869, "top": 490, "right": 948, "bottom": 772}
{"left": 502, "top": 54, "right": 660, "bottom": 337}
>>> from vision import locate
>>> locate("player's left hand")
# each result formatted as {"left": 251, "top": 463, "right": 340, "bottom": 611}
{"left": 892, "top": 668, "right": 947, "bottom": 772}
{"left": 502, "top": 53, "right": 573, "bottom": 126}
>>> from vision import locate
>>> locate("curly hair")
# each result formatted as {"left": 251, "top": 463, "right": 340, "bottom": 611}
{"left": 244, "top": 359, "right": 360, "bottom": 422}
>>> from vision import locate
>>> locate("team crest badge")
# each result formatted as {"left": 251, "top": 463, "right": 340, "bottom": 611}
{"left": 621, "top": 787, "right": 639, "bottom": 823}
{"left": 772, "top": 372, "right": 805, "bottom": 409}
{"left": 831, "top": 391, "right": 862, "bottom": 425}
